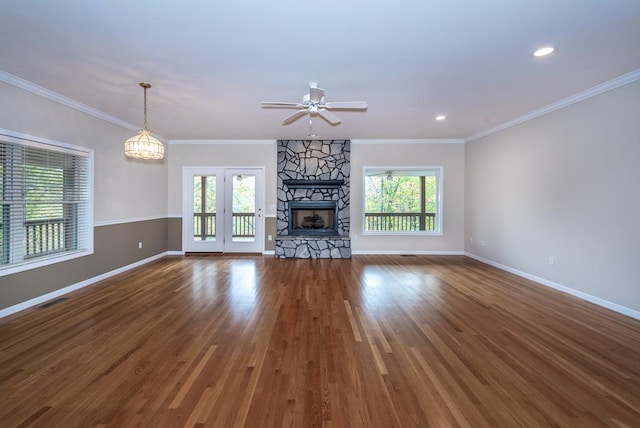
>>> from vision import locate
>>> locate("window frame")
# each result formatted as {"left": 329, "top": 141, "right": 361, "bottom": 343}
{"left": 0, "top": 130, "right": 94, "bottom": 277}
{"left": 362, "top": 166, "right": 443, "bottom": 236}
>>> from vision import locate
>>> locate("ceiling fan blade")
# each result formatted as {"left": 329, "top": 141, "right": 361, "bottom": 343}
{"left": 309, "top": 86, "right": 325, "bottom": 103}
{"left": 282, "top": 109, "right": 308, "bottom": 124}
{"left": 324, "top": 101, "right": 368, "bottom": 109}
{"left": 262, "top": 102, "right": 303, "bottom": 108}
{"left": 317, "top": 108, "right": 341, "bottom": 125}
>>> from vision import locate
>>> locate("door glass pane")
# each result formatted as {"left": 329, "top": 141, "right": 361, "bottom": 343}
{"left": 231, "top": 174, "right": 255, "bottom": 242}
{"left": 193, "top": 175, "right": 216, "bottom": 241}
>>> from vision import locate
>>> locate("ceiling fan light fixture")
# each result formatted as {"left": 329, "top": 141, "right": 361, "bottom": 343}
{"left": 262, "top": 82, "right": 367, "bottom": 126}
{"left": 124, "top": 82, "right": 164, "bottom": 160}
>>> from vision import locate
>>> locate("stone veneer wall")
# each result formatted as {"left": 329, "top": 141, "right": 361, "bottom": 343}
{"left": 275, "top": 139, "right": 351, "bottom": 258}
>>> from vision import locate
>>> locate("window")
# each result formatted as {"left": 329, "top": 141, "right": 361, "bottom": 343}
{"left": 1, "top": 133, "right": 92, "bottom": 275}
{"left": 363, "top": 167, "right": 442, "bottom": 234}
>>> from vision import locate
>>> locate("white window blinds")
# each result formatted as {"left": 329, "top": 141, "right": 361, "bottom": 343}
{"left": 1, "top": 134, "right": 92, "bottom": 273}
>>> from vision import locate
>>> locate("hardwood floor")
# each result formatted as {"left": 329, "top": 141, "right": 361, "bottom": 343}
{"left": 1, "top": 255, "right": 639, "bottom": 427}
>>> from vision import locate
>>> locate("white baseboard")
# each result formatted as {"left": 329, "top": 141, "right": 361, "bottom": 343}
{"left": 6, "top": 250, "right": 636, "bottom": 322}
{"left": 169, "top": 250, "right": 272, "bottom": 256}
{"left": 0, "top": 252, "right": 169, "bottom": 318}
{"left": 464, "top": 252, "right": 640, "bottom": 321}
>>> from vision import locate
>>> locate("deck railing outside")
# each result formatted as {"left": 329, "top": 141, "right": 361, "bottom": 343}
{"left": 364, "top": 212, "right": 436, "bottom": 232}
{"left": 25, "top": 218, "right": 67, "bottom": 257}
{"left": 0, "top": 212, "right": 432, "bottom": 259}
{"left": 0, "top": 218, "right": 67, "bottom": 261}
{"left": 193, "top": 212, "right": 255, "bottom": 240}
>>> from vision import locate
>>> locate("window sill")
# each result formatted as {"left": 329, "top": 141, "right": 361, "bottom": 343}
{"left": 0, "top": 249, "right": 93, "bottom": 277}
{"left": 362, "top": 231, "right": 443, "bottom": 237}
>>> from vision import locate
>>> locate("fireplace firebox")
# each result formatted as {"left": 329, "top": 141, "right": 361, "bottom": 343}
{"left": 288, "top": 201, "right": 338, "bottom": 236}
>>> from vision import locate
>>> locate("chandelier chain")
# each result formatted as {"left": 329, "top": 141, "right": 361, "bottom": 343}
{"left": 143, "top": 83, "right": 149, "bottom": 130}
{"left": 124, "top": 82, "right": 164, "bottom": 160}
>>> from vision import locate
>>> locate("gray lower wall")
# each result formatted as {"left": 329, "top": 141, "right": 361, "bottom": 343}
{"left": 2, "top": 215, "right": 276, "bottom": 311}
{"left": 168, "top": 217, "right": 183, "bottom": 252}
{"left": 166, "top": 216, "right": 277, "bottom": 253}
{"left": 265, "top": 217, "right": 276, "bottom": 251}
{"left": 0, "top": 218, "right": 168, "bottom": 311}
{"left": 1, "top": 78, "right": 170, "bottom": 313}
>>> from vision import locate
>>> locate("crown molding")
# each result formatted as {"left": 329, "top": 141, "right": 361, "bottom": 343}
{"left": 1, "top": 69, "right": 140, "bottom": 133}
{"left": 169, "top": 139, "right": 276, "bottom": 145}
{"left": 351, "top": 138, "right": 465, "bottom": 145}
{"left": 171, "top": 139, "right": 465, "bottom": 145}
{"left": 5, "top": 67, "right": 638, "bottom": 146}
{"left": 466, "top": 68, "right": 640, "bottom": 143}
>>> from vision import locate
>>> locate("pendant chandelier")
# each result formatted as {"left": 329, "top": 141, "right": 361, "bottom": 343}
{"left": 124, "top": 82, "right": 165, "bottom": 160}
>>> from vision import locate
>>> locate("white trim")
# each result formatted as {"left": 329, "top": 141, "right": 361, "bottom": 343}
{"left": 168, "top": 251, "right": 185, "bottom": 256}
{"left": 362, "top": 165, "right": 444, "bottom": 235}
{"left": 170, "top": 139, "right": 276, "bottom": 145}
{"left": 352, "top": 250, "right": 464, "bottom": 255}
{"left": 181, "top": 166, "right": 265, "bottom": 254}
{"left": 466, "top": 68, "right": 640, "bottom": 143}
{"left": 465, "top": 252, "right": 640, "bottom": 321}
{"left": 0, "top": 250, "right": 94, "bottom": 277}
{"left": 0, "top": 128, "right": 95, "bottom": 156}
{"left": 1, "top": 70, "right": 143, "bottom": 134}
{"left": 0, "top": 129, "right": 95, "bottom": 277}
{"left": 352, "top": 139, "right": 465, "bottom": 145}
{"left": 94, "top": 215, "right": 167, "bottom": 227}
{"left": 0, "top": 252, "right": 168, "bottom": 318}
{"left": 262, "top": 250, "right": 275, "bottom": 256}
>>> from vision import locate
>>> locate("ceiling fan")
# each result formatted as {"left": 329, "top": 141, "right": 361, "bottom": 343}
{"left": 261, "top": 82, "right": 367, "bottom": 125}
{"left": 367, "top": 170, "right": 395, "bottom": 180}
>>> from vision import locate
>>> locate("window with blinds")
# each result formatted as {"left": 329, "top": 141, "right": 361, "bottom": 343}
{"left": 1, "top": 134, "right": 92, "bottom": 275}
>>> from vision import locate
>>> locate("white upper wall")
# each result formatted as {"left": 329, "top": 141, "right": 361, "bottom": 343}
{"left": 465, "top": 79, "right": 640, "bottom": 314}
{"left": 351, "top": 140, "right": 465, "bottom": 253}
{"left": 167, "top": 139, "right": 466, "bottom": 254}
{"left": 167, "top": 141, "right": 278, "bottom": 217}
{"left": 0, "top": 80, "right": 168, "bottom": 224}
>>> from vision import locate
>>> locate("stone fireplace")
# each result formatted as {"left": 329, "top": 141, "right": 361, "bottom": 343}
{"left": 275, "top": 139, "right": 351, "bottom": 258}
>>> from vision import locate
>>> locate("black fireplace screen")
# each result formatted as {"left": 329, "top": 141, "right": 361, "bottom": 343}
{"left": 288, "top": 201, "right": 338, "bottom": 235}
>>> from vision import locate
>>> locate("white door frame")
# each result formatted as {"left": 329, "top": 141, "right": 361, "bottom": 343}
{"left": 182, "top": 166, "right": 264, "bottom": 253}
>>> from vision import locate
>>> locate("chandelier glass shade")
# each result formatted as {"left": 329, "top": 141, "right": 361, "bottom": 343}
{"left": 124, "top": 82, "right": 164, "bottom": 160}
{"left": 124, "top": 129, "right": 164, "bottom": 160}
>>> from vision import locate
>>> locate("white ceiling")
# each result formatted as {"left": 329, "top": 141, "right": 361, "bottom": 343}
{"left": 1, "top": 0, "right": 639, "bottom": 141}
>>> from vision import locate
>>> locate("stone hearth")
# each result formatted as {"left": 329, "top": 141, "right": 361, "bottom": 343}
{"left": 275, "top": 139, "right": 351, "bottom": 259}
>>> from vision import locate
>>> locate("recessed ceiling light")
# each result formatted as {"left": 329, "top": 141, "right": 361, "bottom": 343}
{"left": 533, "top": 46, "right": 555, "bottom": 57}
{"left": 435, "top": 115, "right": 446, "bottom": 121}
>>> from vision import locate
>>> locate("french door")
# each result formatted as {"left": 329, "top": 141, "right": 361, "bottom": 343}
{"left": 182, "top": 167, "right": 264, "bottom": 253}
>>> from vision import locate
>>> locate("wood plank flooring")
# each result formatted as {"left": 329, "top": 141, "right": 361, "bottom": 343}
{"left": 1, "top": 255, "right": 639, "bottom": 427}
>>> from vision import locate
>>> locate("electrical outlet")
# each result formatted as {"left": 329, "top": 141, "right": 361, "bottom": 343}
{"left": 548, "top": 256, "right": 555, "bottom": 266}
{"left": 138, "top": 242, "right": 143, "bottom": 249}
{"left": 480, "top": 240, "right": 485, "bottom": 247}
{"left": 470, "top": 236, "right": 474, "bottom": 244}
{"left": 268, "top": 235, "right": 272, "bottom": 241}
